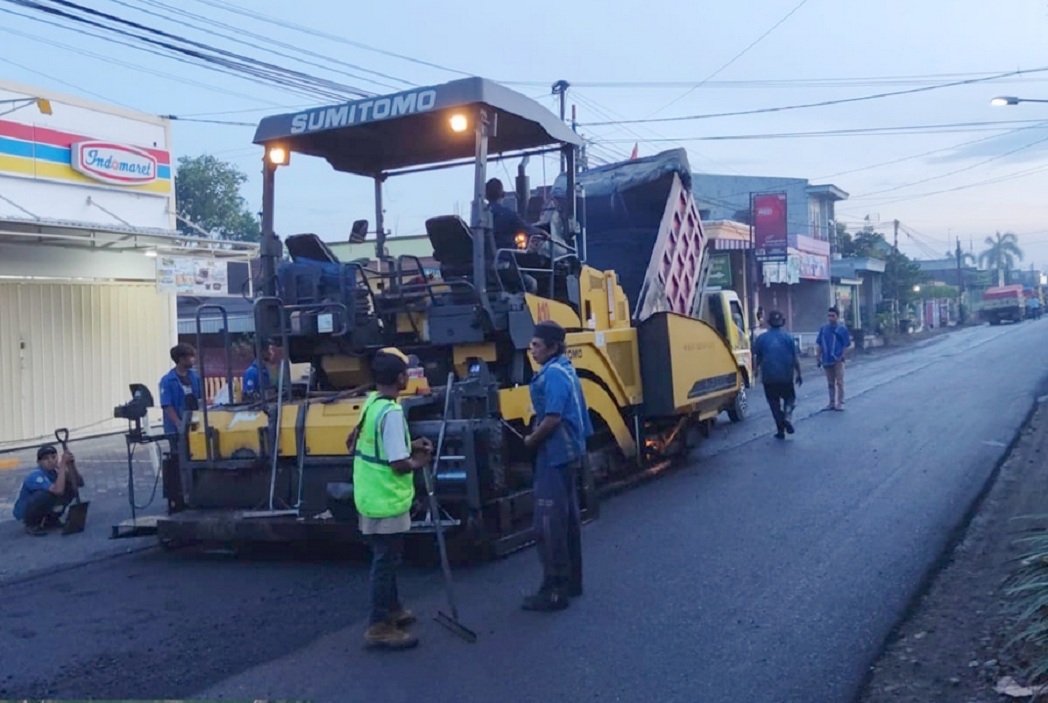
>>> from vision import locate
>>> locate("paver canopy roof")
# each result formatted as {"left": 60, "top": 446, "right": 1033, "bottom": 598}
{"left": 253, "top": 77, "right": 583, "bottom": 176}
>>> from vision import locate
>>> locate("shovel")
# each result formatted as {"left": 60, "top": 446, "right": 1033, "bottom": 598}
{"left": 54, "top": 428, "right": 89, "bottom": 535}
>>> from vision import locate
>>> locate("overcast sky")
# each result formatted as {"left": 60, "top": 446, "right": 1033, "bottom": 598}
{"left": 4, "top": 0, "right": 1048, "bottom": 265}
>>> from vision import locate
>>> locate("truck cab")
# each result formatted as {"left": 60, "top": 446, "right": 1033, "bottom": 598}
{"left": 700, "top": 288, "right": 752, "bottom": 421}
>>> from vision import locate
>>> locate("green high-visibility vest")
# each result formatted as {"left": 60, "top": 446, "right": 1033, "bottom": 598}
{"left": 353, "top": 392, "right": 414, "bottom": 518}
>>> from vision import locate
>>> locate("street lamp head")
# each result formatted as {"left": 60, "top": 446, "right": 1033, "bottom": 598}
{"left": 990, "top": 96, "right": 1020, "bottom": 106}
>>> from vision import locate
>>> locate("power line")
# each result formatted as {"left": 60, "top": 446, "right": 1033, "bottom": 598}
{"left": 851, "top": 131, "right": 1048, "bottom": 199}
{"left": 579, "top": 67, "right": 1048, "bottom": 126}
{"left": 590, "top": 119, "right": 1048, "bottom": 142}
{"left": 187, "top": 0, "right": 470, "bottom": 78}
{"left": 4, "top": 0, "right": 370, "bottom": 100}
{"left": 118, "top": 0, "right": 409, "bottom": 92}
{"left": 813, "top": 121, "right": 1048, "bottom": 180}
{"left": 648, "top": 0, "right": 812, "bottom": 117}
{"left": 0, "top": 53, "right": 130, "bottom": 106}
{"left": 0, "top": 22, "right": 282, "bottom": 105}
{"left": 503, "top": 71, "right": 1048, "bottom": 90}
{"left": 857, "top": 163, "right": 1048, "bottom": 207}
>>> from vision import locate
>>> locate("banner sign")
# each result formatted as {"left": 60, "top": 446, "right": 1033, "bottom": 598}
{"left": 157, "top": 256, "right": 230, "bottom": 295}
{"left": 753, "top": 192, "right": 788, "bottom": 263}
{"left": 708, "top": 253, "right": 733, "bottom": 287}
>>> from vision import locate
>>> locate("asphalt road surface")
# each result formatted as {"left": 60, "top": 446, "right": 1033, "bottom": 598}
{"left": 1, "top": 322, "right": 1045, "bottom": 703}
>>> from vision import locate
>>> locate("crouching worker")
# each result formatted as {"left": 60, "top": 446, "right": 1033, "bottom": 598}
{"left": 13, "top": 445, "right": 83, "bottom": 536}
{"left": 351, "top": 348, "right": 433, "bottom": 650}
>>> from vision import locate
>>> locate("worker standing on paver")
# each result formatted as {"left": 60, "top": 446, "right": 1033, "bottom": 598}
{"left": 159, "top": 343, "right": 203, "bottom": 441}
{"left": 817, "top": 306, "right": 851, "bottom": 411}
{"left": 522, "top": 320, "right": 593, "bottom": 611}
{"left": 242, "top": 338, "right": 277, "bottom": 400}
{"left": 753, "top": 310, "right": 803, "bottom": 439}
{"left": 350, "top": 349, "right": 433, "bottom": 650}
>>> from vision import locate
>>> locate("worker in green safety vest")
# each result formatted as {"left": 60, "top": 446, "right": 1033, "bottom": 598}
{"left": 350, "top": 348, "right": 433, "bottom": 650}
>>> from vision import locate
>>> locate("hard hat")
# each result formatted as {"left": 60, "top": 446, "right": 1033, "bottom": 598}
{"left": 378, "top": 347, "right": 409, "bottom": 364}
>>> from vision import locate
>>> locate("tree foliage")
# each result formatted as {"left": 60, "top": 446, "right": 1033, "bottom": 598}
{"left": 979, "top": 231, "right": 1023, "bottom": 286}
{"left": 175, "top": 154, "right": 260, "bottom": 242}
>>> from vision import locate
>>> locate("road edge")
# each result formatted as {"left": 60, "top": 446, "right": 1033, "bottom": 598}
{"left": 850, "top": 371, "right": 1048, "bottom": 703}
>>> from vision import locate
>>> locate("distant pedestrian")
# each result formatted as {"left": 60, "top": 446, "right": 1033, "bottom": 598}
{"left": 816, "top": 307, "right": 851, "bottom": 411}
{"left": 753, "top": 310, "right": 802, "bottom": 439}
{"left": 242, "top": 338, "right": 277, "bottom": 400}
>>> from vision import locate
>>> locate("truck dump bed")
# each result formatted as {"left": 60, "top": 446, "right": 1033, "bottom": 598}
{"left": 554, "top": 149, "right": 707, "bottom": 323}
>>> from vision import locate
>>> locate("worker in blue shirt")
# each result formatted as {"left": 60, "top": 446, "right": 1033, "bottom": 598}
{"left": 159, "top": 343, "right": 203, "bottom": 439}
{"left": 522, "top": 320, "right": 593, "bottom": 611}
{"left": 243, "top": 338, "right": 277, "bottom": 400}
{"left": 753, "top": 310, "right": 803, "bottom": 440}
{"left": 13, "top": 444, "right": 81, "bottom": 536}
{"left": 816, "top": 306, "right": 851, "bottom": 411}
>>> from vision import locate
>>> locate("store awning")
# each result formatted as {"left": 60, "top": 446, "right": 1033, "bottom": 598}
{"left": 0, "top": 215, "right": 258, "bottom": 259}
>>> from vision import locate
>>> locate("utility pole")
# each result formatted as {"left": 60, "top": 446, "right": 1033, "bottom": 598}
{"left": 893, "top": 218, "right": 900, "bottom": 310}
{"left": 552, "top": 80, "right": 570, "bottom": 173}
{"left": 956, "top": 236, "right": 965, "bottom": 323}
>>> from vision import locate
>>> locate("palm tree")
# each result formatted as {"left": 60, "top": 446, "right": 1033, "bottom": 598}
{"left": 979, "top": 232, "right": 1023, "bottom": 286}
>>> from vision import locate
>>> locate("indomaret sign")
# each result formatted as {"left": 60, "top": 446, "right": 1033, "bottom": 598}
{"left": 71, "top": 141, "right": 158, "bottom": 186}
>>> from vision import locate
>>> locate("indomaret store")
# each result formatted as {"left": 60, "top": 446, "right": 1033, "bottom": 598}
{"left": 0, "top": 80, "right": 254, "bottom": 446}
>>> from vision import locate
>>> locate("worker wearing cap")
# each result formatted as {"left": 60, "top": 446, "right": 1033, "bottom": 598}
{"left": 351, "top": 348, "right": 433, "bottom": 650}
{"left": 753, "top": 310, "right": 803, "bottom": 440}
{"left": 242, "top": 338, "right": 277, "bottom": 400}
{"left": 12, "top": 444, "right": 82, "bottom": 536}
{"left": 522, "top": 320, "right": 593, "bottom": 611}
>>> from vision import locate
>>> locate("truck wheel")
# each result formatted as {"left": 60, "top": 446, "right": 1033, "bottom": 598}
{"left": 727, "top": 386, "right": 748, "bottom": 423}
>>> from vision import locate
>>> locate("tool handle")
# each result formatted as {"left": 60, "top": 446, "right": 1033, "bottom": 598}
{"left": 55, "top": 428, "right": 70, "bottom": 451}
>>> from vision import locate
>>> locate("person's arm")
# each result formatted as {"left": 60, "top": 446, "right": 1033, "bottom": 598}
{"left": 816, "top": 331, "right": 825, "bottom": 368}
{"left": 47, "top": 464, "right": 68, "bottom": 497}
{"left": 159, "top": 376, "right": 181, "bottom": 428}
{"left": 525, "top": 369, "right": 569, "bottom": 451}
{"left": 793, "top": 354, "right": 803, "bottom": 385}
{"left": 380, "top": 408, "right": 431, "bottom": 475}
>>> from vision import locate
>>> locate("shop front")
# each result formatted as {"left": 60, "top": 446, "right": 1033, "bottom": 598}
{"left": 0, "top": 80, "right": 255, "bottom": 445}
{"left": 761, "top": 234, "right": 831, "bottom": 347}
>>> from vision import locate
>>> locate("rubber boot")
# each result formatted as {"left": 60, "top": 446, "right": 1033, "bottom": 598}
{"left": 364, "top": 622, "right": 419, "bottom": 650}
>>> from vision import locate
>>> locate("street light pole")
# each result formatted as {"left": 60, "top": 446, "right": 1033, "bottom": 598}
{"left": 990, "top": 96, "right": 1048, "bottom": 106}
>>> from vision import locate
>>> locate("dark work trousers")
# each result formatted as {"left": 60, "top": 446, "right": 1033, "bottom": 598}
{"left": 533, "top": 457, "right": 582, "bottom": 594}
{"left": 763, "top": 381, "right": 796, "bottom": 432}
{"left": 22, "top": 490, "right": 68, "bottom": 527}
{"left": 366, "top": 532, "right": 405, "bottom": 625}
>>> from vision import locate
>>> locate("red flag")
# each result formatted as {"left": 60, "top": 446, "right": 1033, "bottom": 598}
{"left": 630, "top": 143, "right": 639, "bottom": 160}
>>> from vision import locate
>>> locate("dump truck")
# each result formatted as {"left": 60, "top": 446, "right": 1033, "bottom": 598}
{"left": 982, "top": 284, "right": 1025, "bottom": 325}
{"left": 552, "top": 149, "right": 752, "bottom": 422}
{"left": 155, "top": 78, "right": 744, "bottom": 556}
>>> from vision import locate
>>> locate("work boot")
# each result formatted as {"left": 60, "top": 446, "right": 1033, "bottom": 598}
{"left": 774, "top": 431, "right": 786, "bottom": 440}
{"left": 364, "top": 622, "right": 419, "bottom": 650}
{"left": 783, "top": 420, "right": 795, "bottom": 435}
{"left": 389, "top": 607, "right": 417, "bottom": 627}
{"left": 25, "top": 523, "right": 47, "bottom": 537}
{"left": 522, "top": 588, "right": 570, "bottom": 612}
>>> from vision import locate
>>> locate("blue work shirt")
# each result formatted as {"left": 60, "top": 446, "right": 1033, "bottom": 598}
{"left": 753, "top": 328, "right": 798, "bottom": 384}
{"left": 12, "top": 467, "right": 56, "bottom": 520}
{"left": 490, "top": 201, "right": 530, "bottom": 250}
{"left": 159, "top": 367, "right": 203, "bottom": 434}
{"left": 817, "top": 323, "right": 851, "bottom": 366}
{"left": 242, "top": 360, "right": 270, "bottom": 396}
{"left": 529, "top": 354, "right": 594, "bottom": 468}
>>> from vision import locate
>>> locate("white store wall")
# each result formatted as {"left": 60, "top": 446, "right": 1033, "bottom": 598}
{"left": 0, "top": 280, "right": 176, "bottom": 444}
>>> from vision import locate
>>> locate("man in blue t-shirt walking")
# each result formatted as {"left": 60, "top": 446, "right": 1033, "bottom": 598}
{"left": 816, "top": 306, "right": 852, "bottom": 411}
{"left": 753, "top": 310, "right": 803, "bottom": 439}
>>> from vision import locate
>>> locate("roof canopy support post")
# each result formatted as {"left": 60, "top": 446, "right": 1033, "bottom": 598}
{"left": 374, "top": 174, "right": 386, "bottom": 260}
{"left": 470, "top": 107, "right": 492, "bottom": 296}
{"left": 260, "top": 157, "right": 279, "bottom": 297}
